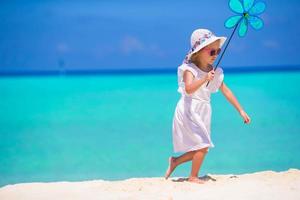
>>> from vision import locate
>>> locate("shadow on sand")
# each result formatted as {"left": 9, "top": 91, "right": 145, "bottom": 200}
{"left": 171, "top": 174, "right": 239, "bottom": 182}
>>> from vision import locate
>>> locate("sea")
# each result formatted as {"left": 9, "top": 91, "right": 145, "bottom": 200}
{"left": 0, "top": 69, "right": 299, "bottom": 187}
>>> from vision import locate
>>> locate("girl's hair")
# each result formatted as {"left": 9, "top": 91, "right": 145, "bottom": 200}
{"left": 190, "top": 50, "right": 200, "bottom": 64}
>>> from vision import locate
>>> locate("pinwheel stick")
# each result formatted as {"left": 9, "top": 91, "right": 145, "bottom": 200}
{"left": 206, "top": 18, "right": 242, "bottom": 87}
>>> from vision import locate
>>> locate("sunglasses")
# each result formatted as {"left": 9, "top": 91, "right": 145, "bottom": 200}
{"left": 203, "top": 47, "right": 221, "bottom": 56}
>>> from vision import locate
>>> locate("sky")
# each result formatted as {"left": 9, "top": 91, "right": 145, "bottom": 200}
{"left": 0, "top": 0, "right": 299, "bottom": 72}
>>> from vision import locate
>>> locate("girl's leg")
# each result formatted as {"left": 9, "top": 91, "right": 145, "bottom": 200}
{"left": 165, "top": 149, "right": 200, "bottom": 179}
{"left": 188, "top": 147, "right": 208, "bottom": 184}
{"left": 175, "top": 151, "right": 196, "bottom": 164}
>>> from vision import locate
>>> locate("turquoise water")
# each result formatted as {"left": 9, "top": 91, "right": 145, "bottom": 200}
{"left": 0, "top": 71, "right": 300, "bottom": 187}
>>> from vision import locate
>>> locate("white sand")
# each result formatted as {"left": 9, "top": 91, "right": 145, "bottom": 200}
{"left": 0, "top": 168, "right": 299, "bottom": 200}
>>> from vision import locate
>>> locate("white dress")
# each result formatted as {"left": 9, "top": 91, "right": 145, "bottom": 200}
{"left": 172, "top": 62, "right": 224, "bottom": 153}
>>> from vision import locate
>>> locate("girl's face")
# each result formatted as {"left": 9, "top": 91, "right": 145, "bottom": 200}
{"left": 192, "top": 39, "right": 221, "bottom": 66}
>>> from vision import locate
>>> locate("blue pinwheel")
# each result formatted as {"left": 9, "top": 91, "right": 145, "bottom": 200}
{"left": 206, "top": 0, "right": 266, "bottom": 87}
{"left": 225, "top": 0, "right": 266, "bottom": 37}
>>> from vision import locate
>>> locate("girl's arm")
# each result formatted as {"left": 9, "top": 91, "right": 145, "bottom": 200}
{"left": 183, "top": 70, "right": 214, "bottom": 94}
{"left": 220, "top": 81, "right": 251, "bottom": 124}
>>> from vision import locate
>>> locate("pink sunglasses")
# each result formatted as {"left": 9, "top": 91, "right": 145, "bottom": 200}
{"left": 203, "top": 47, "right": 221, "bottom": 56}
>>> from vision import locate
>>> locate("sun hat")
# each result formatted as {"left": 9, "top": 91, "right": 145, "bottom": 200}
{"left": 182, "top": 29, "right": 227, "bottom": 64}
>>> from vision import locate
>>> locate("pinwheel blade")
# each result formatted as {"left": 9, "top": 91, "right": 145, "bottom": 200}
{"left": 229, "top": 0, "right": 244, "bottom": 14}
{"left": 249, "top": 2, "right": 266, "bottom": 15}
{"left": 238, "top": 18, "right": 248, "bottom": 37}
{"left": 225, "top": 15, "right": 242, "bottom": 28}
{"left": 243, "top": 0, "right": 255, "bottom": 12}
{"left": 248, "top": 15, "right": 264, "bottom": 30}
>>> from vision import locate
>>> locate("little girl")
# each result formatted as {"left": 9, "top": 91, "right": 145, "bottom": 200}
{"left": 165, "top": 28, "right": 251, "bottom": 184}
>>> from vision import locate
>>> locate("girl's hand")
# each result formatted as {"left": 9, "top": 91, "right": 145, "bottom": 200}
{"left": 239, "top": 110, "right": 251, "bottom": 124}
{"left": 205, "top": 70, "right": 215, "bottom": 81}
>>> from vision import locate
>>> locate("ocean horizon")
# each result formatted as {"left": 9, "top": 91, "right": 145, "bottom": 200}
{"left": 0, "top": 65, "right": 300, "bottom": 76}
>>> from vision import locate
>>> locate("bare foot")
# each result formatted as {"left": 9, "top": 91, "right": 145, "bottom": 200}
{"left": 164, "top": 156, "right": 176, "bottom": 180}
{"left": 188, "top": 177, "right": 205, "bottom": 184}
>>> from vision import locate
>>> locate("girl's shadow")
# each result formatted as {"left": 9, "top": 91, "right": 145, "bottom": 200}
{"left": 172, "top": 174, "right": 238, "bottom": 182}
{"left": 171, "top": 174, "right": 217, "bottom": 182}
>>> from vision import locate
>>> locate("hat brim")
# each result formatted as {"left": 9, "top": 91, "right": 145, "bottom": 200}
{"left": 187, "top": 36, "right": 227, "bottom": 60}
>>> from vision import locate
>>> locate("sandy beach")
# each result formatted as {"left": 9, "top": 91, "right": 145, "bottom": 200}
{"left": 0, "top": 168, "right": 299, "bottom": 200}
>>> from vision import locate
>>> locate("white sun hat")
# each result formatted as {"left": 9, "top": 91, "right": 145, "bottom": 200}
{"left": 182, "top": 28, "right": 227, "bottom": 64}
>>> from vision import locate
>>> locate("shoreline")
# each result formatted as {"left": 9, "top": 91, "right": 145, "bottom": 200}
{"left": 1, "top": 168, "right": 299, "bottom": 200}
